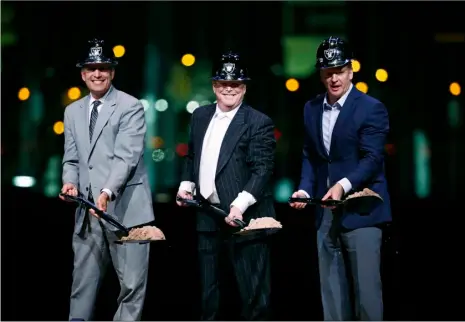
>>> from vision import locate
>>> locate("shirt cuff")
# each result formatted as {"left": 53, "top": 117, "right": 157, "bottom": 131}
{"left": 230, "top": 191, "right": 257, "bottom": 214}
{"left": 179, "top": 181, "right": 195, "bottom": 194}
{"left": 297, "top": 190, "right": 310, "bottom": 198}
{"left": 337, "top": 178, "right": 352, "bottom": 195}
{"left": 101, "top": 188, "right": 113, "bottom": 199}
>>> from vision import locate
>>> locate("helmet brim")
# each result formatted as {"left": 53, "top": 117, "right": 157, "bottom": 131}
{"left": 211, "top": 77, "right": 251, "bottom": 81}
{"left": 76, "top": 60, "right": 118, "bottom": 68}
{"left": 315, "top": 60, "right": 351, "bottom": 70}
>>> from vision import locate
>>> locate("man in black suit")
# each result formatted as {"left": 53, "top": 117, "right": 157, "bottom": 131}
{"left": 176, "top": 51, "right": 276, "bottom": 321}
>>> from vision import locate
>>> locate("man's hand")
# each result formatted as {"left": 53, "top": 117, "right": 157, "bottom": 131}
{"left": 321, "top": 183, "right": 344, "bottom": 209}
{"left": 90, "top": 192, "right": 110, "bottom": 218}
{"left": 225, "top": 206, "right": 244, "bottom": 227}
{"left": 289, "top": 191, "right": 307, "bottom": 210}
{"left": 176, "top": 190, "right": 193, "bottom": 207}
{"left": 59, "top": 183, "right": 78, "bottom": 201}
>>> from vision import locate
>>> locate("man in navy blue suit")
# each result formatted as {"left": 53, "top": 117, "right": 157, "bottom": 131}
{"left": 290, "top": 37, "right": 392, "bottom": 321}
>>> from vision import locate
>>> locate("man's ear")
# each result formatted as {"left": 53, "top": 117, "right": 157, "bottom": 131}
{"left": 212, "top": 82, "right": 217, "bottom": 94}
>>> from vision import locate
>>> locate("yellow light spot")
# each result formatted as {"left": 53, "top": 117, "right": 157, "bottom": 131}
{"left": 18, "top": 87, "right": 30, "bottom": 101}
{"left": 352, "top": 60, "right": 361, "bottom": 72}
{"left": 375, "top": 69, "right": 388, "bottom": 82}
{"left": 151, "top": 136, "right": 164, "bottom": 149}
{"left": 181, "top": 54, "right": 196, "bottom": 67}
{"left": 355, "top": 81, "right": 368, "bottom": 93}
{"left": 53, "top": 121, "right": 64, "bottom": 135}
{"left": 285, "top": 78, "right": 299, "bottom": 92}
{"left": 67, "top": 87, "right": 81, "bottom": 100}
{"left": 113, "top": 45, "right": 126, "bottom": 58}
{"left": 449, "top": 82, "right": 461, "bottom": 96}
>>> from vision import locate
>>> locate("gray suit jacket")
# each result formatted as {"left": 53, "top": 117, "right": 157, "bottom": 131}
{"left": 62, "top": 86, "right": 155, "bottom": 231}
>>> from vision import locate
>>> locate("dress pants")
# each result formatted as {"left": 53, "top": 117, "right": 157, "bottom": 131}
{"left": 197, "top": 231, "right": 271, "bottom": 321}
{"left": 317, "top": 208, "right": 383, "bottom": 321}
{"left": 69, "top": 208, "right": 150, "bottom": 321}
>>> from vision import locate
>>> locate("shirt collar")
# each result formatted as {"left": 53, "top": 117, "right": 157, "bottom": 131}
{"left": 89, "top": 85, "right": 113, "bottom": 107}
{"left": 323, "top": 83, "right": 353, "bottom": 109}
{"left": 214, "top": 103, "right": 241, "bottom": 119}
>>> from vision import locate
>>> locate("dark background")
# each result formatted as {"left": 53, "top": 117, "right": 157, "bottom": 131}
{"left": 2, "top": 1, "right": 465, "bottom": 320}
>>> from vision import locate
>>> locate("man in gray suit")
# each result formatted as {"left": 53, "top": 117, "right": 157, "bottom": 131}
{"left": 60, "top": 38, "right": 154, "bottom": 321}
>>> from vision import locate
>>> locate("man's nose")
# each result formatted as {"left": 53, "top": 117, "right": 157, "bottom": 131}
{"left": 94, "top": 70, "right": 102, "bottom": 77}
{"left": 331, "top": 74, "right": 338, "bottom": 81}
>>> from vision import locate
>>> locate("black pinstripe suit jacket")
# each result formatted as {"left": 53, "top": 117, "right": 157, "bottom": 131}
{"left": 182, "top": 103, "right": 277, "bottom": 231}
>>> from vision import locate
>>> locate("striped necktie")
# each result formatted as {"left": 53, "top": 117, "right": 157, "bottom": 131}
{"left": 89, "top": 100, "right": 101, "bottom": 142}
{"left": 88, "top": 100, "right": 101, "bottom": 201}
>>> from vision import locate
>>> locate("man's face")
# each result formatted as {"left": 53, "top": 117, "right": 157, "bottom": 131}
{"left": 320, "top": 65, "right": 353, "bottom": 102}
{"left": 212, "top": 81, "right": 246, "bottom": 111}
{"left": 81, "top": 64, "right": 115, "bottom": 98}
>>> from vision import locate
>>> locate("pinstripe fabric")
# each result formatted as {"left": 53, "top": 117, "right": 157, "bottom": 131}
{"left": 197, "top": 231, "right": 271, "bottom": 320}
{"left": 182, "top": 103, "right": 275, "bottom": 320}
{"left": 183, "top": 104, "right": 276, "bottom": 232}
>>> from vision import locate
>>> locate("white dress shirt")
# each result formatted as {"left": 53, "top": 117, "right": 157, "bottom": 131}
{"left": 89, "top": 87, "right": 113, "bottom": 199}
{"left": 299, "top": 83, "right": 354, "bottom": 198}
{"left": 179, "top": 104, "right": 257, "bottom": 214}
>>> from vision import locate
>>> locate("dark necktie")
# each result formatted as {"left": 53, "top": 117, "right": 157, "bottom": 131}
{"left": 89, "top": 100, "right": 101, "bottom": 142}
{"left": 88, "top": 100, "right": 101, "bottom": 201}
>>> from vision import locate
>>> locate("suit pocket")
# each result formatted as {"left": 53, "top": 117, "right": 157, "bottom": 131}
{"left": 118, "top": 180, "right": 143, "bottom": 195}
{"left": 126, "top": 180, "right": 143, "bottom": 187}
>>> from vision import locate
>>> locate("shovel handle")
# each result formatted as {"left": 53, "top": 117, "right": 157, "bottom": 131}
{"left": 176, "top": 197, "right": 246, "bottom": 228}
{"left": 59, "top": 193, "right": 130, "bottom": 235}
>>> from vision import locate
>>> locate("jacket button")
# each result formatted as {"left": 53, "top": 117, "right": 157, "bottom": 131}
{"left": 328, "top": 159, "right": 332, "bottom": 163}
{"left": 86, "top": 187, "right": 89, "bottom": 191}
{"left": 89, "top": 165, "right": 93, "bottom": 169}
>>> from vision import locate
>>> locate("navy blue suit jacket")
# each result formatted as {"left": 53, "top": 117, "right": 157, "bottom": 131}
{"left": 298, "top": 87, "right": 392, "bottom": 230}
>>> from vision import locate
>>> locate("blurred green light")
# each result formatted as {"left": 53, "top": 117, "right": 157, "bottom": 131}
{"left": 413, "top": 130, "right": 431, "bottom": 198}
{"left": 274, "top": 178, "right": 294, "bottom": 203}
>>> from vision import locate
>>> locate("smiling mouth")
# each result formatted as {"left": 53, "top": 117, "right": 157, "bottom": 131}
{"left": 91, "top": 80, "right": 105, "bottom": 85}
{"left": 222, "top": 93, "right": 236, "bottom": 97}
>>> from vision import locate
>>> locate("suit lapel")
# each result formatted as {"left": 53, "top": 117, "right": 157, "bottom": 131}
{"left": 311, "top": 96, "right": 329, "bottom": 158}
{"left": 194, "top": 105, "right": 215, "bottom": 180}
{"left": 89, "top": 87, "right": 117, "bottom": 158}
{"left": 79, "top": 95, "right": 91, "bottom": 156}
{"left": 329, "top": 87, "right": 362, "bottom": 157}
{"left": 216, "top": 105, "right": 248, "bottom": 176}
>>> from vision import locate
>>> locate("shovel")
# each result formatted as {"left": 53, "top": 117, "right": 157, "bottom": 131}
{"left": 176, "top": 197, "right": 282, "bottom": 236}
{"left": 288, "top": 194, "right": 383, "bottom": 214}
{"left": 59, "top": 193, "right": 164, "bottom": 244}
